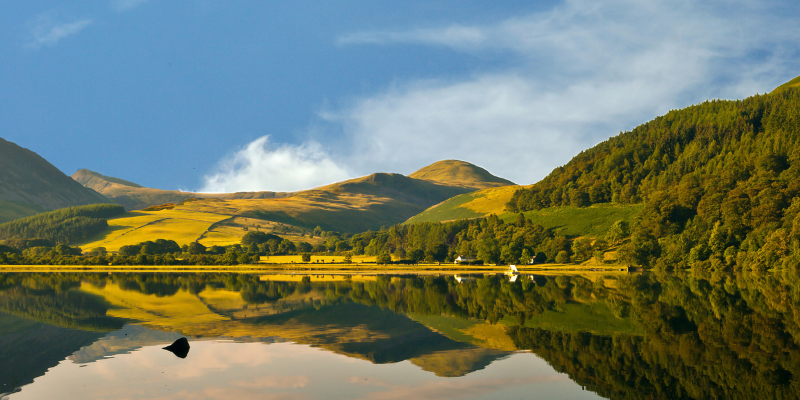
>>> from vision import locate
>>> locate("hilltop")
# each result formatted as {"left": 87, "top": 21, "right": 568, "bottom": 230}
{"left": 408, "top": 160, "right": 515, "bottom": 189}
{"left": 72, "top": 169, "right": 289, "bottom": 211}
{"left": 0, "top": 138, "right": 111, "bottom": 223}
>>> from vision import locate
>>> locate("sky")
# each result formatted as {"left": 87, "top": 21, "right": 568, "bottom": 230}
{"left": 2, "top": 1, "right": 800, "bottom": 193}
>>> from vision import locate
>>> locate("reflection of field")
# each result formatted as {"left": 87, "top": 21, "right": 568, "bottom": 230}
{"left": 80, "top": 282, "right": 228, "bottom": 327}
{"left": 260, "top": 255, "right": 377, "bottom": 264}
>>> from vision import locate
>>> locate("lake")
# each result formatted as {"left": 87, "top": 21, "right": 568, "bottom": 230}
{"left": 0, "top": 271, "right": 798, "bottom": 399}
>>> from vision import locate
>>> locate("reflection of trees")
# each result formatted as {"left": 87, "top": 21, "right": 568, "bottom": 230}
{"left": 510, "top": 272, "right": 800, "bottom": 400}
{"left": 7, "top": 271, "right": 800, "bottom": 399}
{"left": 0, "top": 274, "right": 124, "bottom": 331}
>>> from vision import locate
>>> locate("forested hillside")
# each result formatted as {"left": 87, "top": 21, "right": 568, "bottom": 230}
{"left": 507, "top": 81, "right": 800, "bottom": 270}
{"left": 0, "top": 204, "right": 125, "bottom": 247}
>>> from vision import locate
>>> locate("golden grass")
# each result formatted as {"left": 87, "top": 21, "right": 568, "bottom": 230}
{"left": 78, "top": 209, "right": 230, "bottom": 251}
{"left": 197, "top": 289, "right": 248, "bottom": 311}
{"left": 460, "top": 185, "right": 527, "bottom": 215}
{"left": 198, "top": 216, "right": 322, "bottom": 248}
{"left": 259, "top": 274, "right": 378, "bottom": 282}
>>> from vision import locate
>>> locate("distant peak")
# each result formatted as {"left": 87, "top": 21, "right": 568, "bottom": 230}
{"left": 409, "top": 160, "right": 515, "bottom": 188}
{"left": 72, "top": 169, "right": 143, "bottom": 188}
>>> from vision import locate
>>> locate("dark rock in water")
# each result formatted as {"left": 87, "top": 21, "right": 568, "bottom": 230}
{"left": 163, "top": 337, "right": 190, "bottom": 359}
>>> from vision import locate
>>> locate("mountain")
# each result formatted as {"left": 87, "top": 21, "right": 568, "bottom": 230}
{"left": 408, "top": 160, "right": 515, "bottom": 189}
{"left": 0, "top": 138, "right": 111, "bottom": 223}
{"left": 504, "top": 75, "right": 800, "bottom": 270}
{"left": 72, "top": 169, "right": 289, "bottom": 211}
{"left": 74, "top": 160, "right": 514, "bottom": 250}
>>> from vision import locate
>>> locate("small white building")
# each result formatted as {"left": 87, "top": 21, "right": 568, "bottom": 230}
{"left": 455, "top": 255, "right": 476, "bottom": 264}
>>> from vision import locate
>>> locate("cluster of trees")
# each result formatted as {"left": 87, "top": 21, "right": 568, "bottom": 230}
{"left": 0, "top": 204, "right": 125, "bottom": 245}
{"left": 348, "top": 215, "right": 601, "bottom": 265}
{"left": 507, "top": 87, "right": 800, "bottom": 270}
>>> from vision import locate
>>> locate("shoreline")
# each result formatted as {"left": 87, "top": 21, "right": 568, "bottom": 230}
{"left": 0, "top": 263, "right": 633, "bottom": 274}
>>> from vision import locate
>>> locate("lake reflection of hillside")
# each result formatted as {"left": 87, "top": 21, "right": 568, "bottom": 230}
{"left": 2, "top": 272, "right": 800, "bottom": 399}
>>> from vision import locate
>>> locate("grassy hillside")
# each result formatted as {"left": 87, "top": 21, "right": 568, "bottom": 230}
{"left": 0, "top": 200, "right": 46, "bottom": 224}
{"left": 405, "top": 185, "right": 525, "bottom": 224}
{"left": 507, "top": 203, "right": 643, "bottom": 238}
{"left": 0, "top": 138, "right": 111, "bottom": 223}
{"left": 772, "top": 75, "right": 800, "bottom": 93}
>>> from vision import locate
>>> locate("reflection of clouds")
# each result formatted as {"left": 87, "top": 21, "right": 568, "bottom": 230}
{"left": 148, "top": 387, "right": 309, "bottom": 400}
{"left": 170, "top": 342, "right": 274, "bottom": 379}
{"left": 349, "top": 375, "right": 568, "bottom": 400}
{"left": 232, "top": 375, "right": 310, "bottom": 389}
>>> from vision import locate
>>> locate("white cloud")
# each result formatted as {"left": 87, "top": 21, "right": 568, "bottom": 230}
{"left": 26, "top": 14, "right": 92, "bottom": 49}
{"left": 200, "top": 136, "right": 351, "bottom": 193}
{"left": 113, "top": 0, "right": 154, "bottom": 12}
{"left": 331, "top": 0, "right": 800, "bottom": 184}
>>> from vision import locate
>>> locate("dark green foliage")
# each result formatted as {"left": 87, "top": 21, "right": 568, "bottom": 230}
{"left": 0, "top": 244, "right": 19, "bottom": 255}
{"left": 507, "top": 87, "right": 800, "bottom": 269}
{"left": 241, "top": 231, "right": 282, "bottom": 246}
{"left": 0, "top": 204, "right": 125, "bottom": 246}
{"left": 119, "top": 239, "right": 181, "bottom": 257}
{"left": 350, "top": 215, "right": 564, "bottom": 265}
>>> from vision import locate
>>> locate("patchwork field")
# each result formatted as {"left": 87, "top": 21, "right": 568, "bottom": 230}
{"left": 405, "top": 185, "right": 525, "bottom": 224}
{"left": 406, "top": 183, "right": 642, "bottom": 239}
{"left": 77, "top": 209, "right": 231, "bottom": 252}
{"left": 76, "top": 202, "right": 325, "bottom": 252}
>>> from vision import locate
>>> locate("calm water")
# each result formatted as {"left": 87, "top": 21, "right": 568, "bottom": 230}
{"left": 1, "top": 271, "right": 799, "bottom": 399}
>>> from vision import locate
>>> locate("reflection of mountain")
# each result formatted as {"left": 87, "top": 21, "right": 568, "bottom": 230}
{"left": 250, "top": 303, "right": 482, "bottom": 365}
{"left": 410, "top": 348, "right": 512, "bottom": 377}
{"left": 88, "top": 276, "right": 524, "bottom": 376}
{"left": 68, "top": 324, "right": 184, "bottom": 364}
{"left": 0, "top": 313, "right": 104, "bottom": 390}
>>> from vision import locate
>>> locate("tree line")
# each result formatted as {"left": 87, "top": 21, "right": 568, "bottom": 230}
{"left": 0, "top": 204, "right": 125, "bottom": 246}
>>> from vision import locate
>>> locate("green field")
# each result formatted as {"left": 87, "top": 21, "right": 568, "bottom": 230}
{"left": 503, "top": 203, "right": 643, "bottom": 238}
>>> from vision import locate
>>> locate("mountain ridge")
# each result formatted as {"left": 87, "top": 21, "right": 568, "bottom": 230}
{"left": 0, "top": 137, "right": 111, "bottom": 223}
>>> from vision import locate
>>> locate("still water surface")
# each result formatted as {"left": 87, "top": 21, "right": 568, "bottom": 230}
{"left": 1, "top": 271, "right": 798, "bottom": 399}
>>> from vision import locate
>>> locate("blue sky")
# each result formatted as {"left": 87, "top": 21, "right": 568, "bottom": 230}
{"left": 2, "top": 1, "right": 800, "bottom": 192}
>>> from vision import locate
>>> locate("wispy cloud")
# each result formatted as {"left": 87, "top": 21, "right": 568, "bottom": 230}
{"left": 26, "top": 13, "right": 92, "bottom": 49}
{"left": 199, "top": 136, "right": 351, "bottom": 193}
{"left": 330, "top": 0, "right": 800, "bottom": 183}
{"left": 112, "top": 0, "right": 154, "bottom": 12}
{"left": 338, "top": 26, "right": 487, "bottom": 50}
